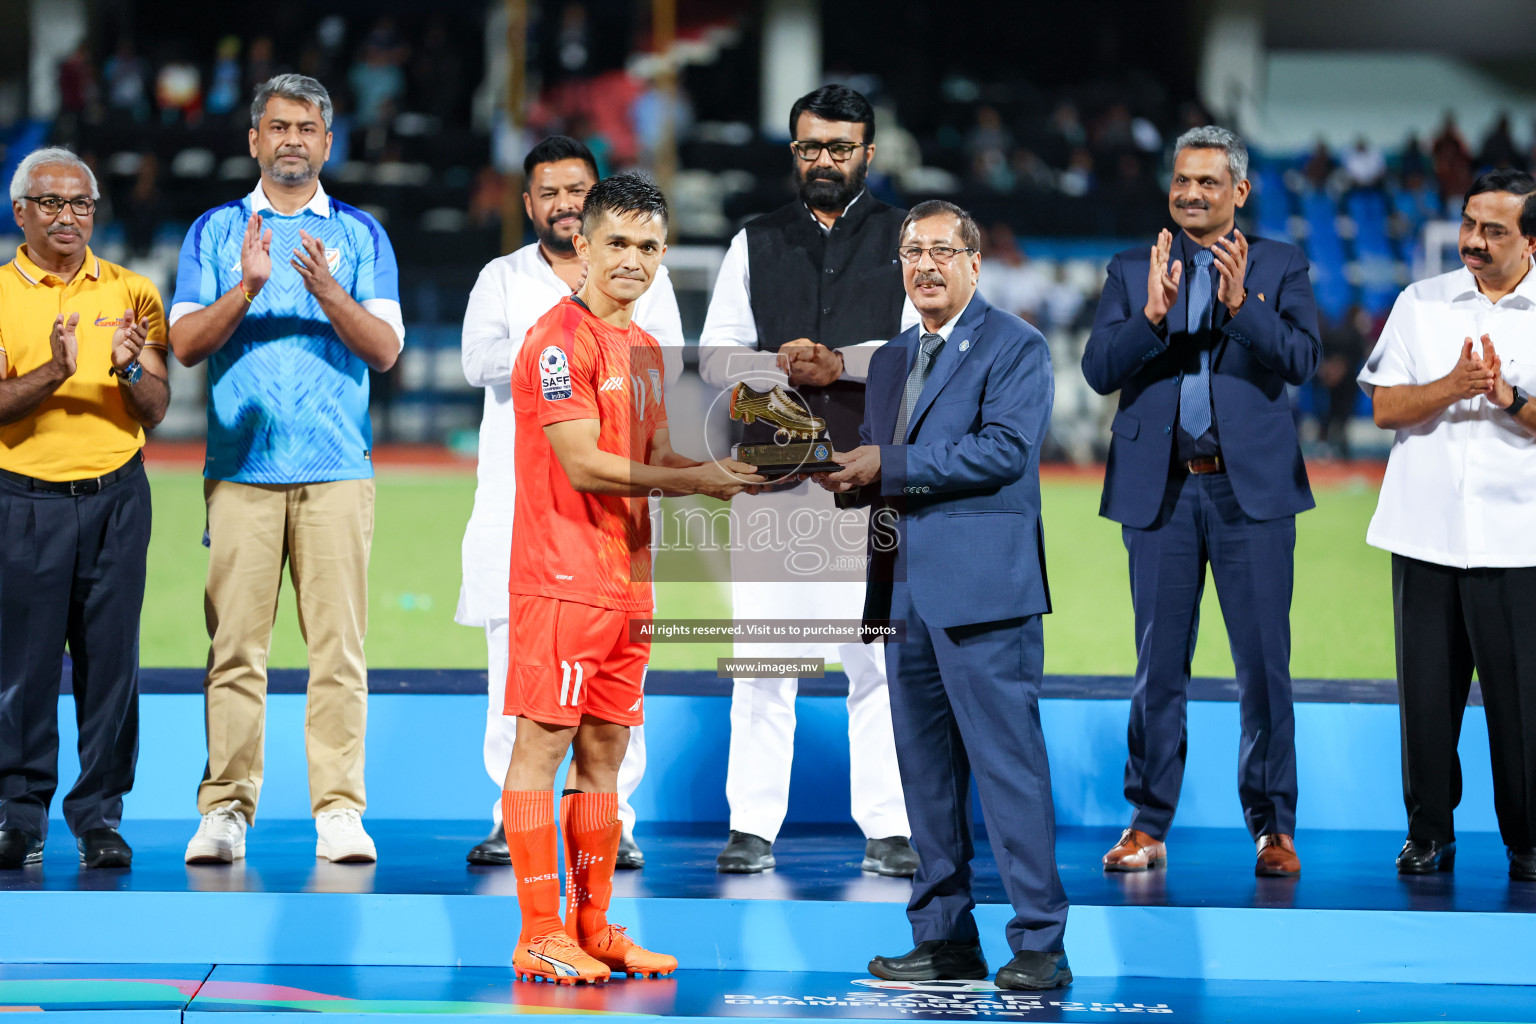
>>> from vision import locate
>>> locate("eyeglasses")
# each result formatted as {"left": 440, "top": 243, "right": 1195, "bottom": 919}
{"left": 22, "top": 195, "right": 96, "bottom": 216}
{"left": 790, "top": 140, "right": 866, "bottom": 162}
{"left": 897, "top": 246, "right": 976, "bottom": 265}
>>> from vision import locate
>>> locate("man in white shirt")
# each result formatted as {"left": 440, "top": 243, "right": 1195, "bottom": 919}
{"left": 1359, "top": 169, "right": 1536, "bottom": 882}
{"left": 699, "top": 85, "right": 917, "bottom": 876}
{"left": 458, "top": 136, "right": 683, "bottom": 867}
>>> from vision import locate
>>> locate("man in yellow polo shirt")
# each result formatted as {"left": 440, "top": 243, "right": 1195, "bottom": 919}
{"left": 0, "top": 147, "right": 168, "bottom": 870}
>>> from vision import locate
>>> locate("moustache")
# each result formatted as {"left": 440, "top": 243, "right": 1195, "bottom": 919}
{"left": 46, "top": 223, "right": 80, "bottom": 235}
{"left": 915, "top": 274, "right": 945, "bottom": 287}
{"left": 1462, "top": 247, "right": 1491, "bottom": 262}
{"left": 804, "top": 168, "right": 846, "bottom": 183}
{"left": 1174, "top": 200, "right": 1209, "bottom": 211}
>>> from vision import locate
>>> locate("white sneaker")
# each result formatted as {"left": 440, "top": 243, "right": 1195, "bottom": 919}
{"left": 315, "top": 808, "right": 377, "bottom": 863}
{"left": 185, "top": 804, "right": 247, "bottom": 864}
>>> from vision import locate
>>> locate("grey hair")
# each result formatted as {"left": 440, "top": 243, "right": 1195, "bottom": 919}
{"left": 1174, "top": 125, "right": 1249, "bottom": 183}
{"left": 250, "top": 73, "right": 334, "bottom": 131}
{"left": 9, "top": 147, "right": 100, "bottom": 203}
{"left": 901, "top": 199, "right": 982, "bottom": 252}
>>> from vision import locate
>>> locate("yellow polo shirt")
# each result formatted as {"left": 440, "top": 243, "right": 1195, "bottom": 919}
{"left": 0, "top": 246, "right": 168, "bottom": 481}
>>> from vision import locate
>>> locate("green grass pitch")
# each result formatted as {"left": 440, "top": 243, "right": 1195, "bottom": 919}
{"left": 140, "top": 468, "right": 1394, "bottom": 679}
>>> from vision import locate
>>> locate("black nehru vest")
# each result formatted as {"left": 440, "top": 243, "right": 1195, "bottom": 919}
{"left": 743, "top": 194, "right": 907, "bottom": 445}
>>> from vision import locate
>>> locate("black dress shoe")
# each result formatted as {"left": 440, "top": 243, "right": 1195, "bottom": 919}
{"left": 863, "top": 836, "right": 920, "bottom": 877}
{"left": 1510, "top": 847, "right": 1536, "bottom": 882}
{"left": 0, "top": 830, "right": 43, "bottom": 869}
{"left": 868, "top": 940, "right": 988, "bottom": 981}
{"left": 994, "top": 949, "right": 1073, "bottom": 991}
{"left": 467, "top": 824, "right": 510, "bottom": 866}
{"left": 716, "top": 830, "right": 775, "bottom": 873}
{"left": 1396, "top": 838, "right": 1455, "bottom": 874}
{"left": 77, "top": 827, "right": 131, "bottom": 869}
{"left": 617, "top": 832, "right": 645, "bottom": 869}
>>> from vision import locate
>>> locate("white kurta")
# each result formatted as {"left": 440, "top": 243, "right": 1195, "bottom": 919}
{"left": 457, "top": 242, "right": 683, "bottom": 828}
{"left": 697, "top": 209, "right": 915, "bottom": 843}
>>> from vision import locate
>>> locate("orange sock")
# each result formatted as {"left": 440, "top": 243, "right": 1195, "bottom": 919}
{"left": 504, "top": 790, "right": 563, "bottom": 944}
{"left": 560, "top": 791, "right": 621, "bottom": 941}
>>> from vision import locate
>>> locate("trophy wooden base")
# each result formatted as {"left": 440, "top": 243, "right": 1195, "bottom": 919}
{"left": 732, "top": 441, "right": 842, "bottom": 479}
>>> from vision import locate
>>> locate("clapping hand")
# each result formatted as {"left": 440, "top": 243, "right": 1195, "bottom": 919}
{"left": 49, "top": 312, "right": 79, "bottom": 379}
{"left": 1143, "top": 229, "right": 1182, "bottom": 326}
{"left": 1213, "top": 230, "right": 1249, "bottom": 316}
{"left": 1443, "top": 337, "right": 1496, "bottom": 401}
{"left": 1480, "top": 334, "right": 1517, "bottom": 409}
{"left": 291, "top": 229, "right": 341, "bottom": 301}
{"left": 110, "top": 308, "right": 148, "bottom": 370}
{"left": 241, "top": 213, "right": 272, "bottom": 296}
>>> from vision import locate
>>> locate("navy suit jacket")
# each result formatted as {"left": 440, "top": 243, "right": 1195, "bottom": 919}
{"left": 856, "top": 293, "right": 1053, "bottom": 633}
{"left": 1082, "top": 234, "right": 1321, "bottom": 528}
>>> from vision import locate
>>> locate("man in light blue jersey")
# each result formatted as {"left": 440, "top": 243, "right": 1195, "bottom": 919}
{"left": 168, "top": 74, "right": 403, "bottom": 865}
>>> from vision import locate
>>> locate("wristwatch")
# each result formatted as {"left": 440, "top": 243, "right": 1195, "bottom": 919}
{"left": 1506, "top": 385, "right": 1528, "bottom": 416}
{"left": 110, "top": 360, "right": 144, "bottom": 387}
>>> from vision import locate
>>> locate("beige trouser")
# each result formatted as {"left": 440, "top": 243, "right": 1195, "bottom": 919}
{"left": 196, "top": 478, "right": 374, "bottom": 823}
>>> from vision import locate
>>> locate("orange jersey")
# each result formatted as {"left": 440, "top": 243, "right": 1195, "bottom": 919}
{"left": 509, "top": 297, "right": 667, "bottom": 612}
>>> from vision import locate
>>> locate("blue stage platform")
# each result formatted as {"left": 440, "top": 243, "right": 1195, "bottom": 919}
{"left": 6, "top": 675, "right": 1535, "bottom": 1019}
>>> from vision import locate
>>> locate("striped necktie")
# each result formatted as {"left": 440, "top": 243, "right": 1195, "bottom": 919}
{"left": 1179, "top": 249, "right": 1216, "bottom": 439}
{"left": 893, "top": 332, "right": 945, "bottom": 443}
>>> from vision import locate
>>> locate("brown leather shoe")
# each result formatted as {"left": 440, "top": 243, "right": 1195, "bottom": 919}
{"left": 1256, "top": 833, "right": 1300, "bottom": 877}
{"left": 1102, "top": 828, "right": 1166, "bottom": 872}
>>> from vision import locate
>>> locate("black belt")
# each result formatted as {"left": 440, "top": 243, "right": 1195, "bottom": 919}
{"left": 1179, "top": 454, "right": 1225, "bottom": 476}
{"left": 0, "top": 451, "right": 143, "bottom": 495}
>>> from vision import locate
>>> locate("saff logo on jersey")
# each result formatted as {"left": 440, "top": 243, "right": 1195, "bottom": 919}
{"left": 540, "top": 346, "right": 573, "bottom": 400}
{"left": 599, "top": 376, "right": 626, "bottom": 391}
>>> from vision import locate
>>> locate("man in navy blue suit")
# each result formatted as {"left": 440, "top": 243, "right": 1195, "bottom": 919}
{"left": 816, "top": 200, "right": 1069, "bottom": 990}
{"left": 1083, "top": 126, "right": 1320, "bottom": 877}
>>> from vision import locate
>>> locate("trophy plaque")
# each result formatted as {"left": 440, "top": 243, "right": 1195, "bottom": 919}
{"left": 728, "top": 381, "right": 843, "bottom": 479}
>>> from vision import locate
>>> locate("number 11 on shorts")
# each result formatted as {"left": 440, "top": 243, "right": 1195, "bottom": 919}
{"left": 559, "top": 660, "right": 585, "bottom": 706}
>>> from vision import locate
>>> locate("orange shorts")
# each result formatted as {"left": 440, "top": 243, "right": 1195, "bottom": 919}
{"left": 506, "top": 594, "right": 650, "bottom": 727}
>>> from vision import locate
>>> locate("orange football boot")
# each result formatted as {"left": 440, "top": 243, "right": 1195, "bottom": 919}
{"left": 581, "top": 923, "right": 678, "bottom": 978}
{"left": 514, "top": 933, "right": 611, "bottom": 985}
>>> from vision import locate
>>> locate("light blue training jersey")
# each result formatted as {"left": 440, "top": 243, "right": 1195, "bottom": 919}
{"left": 172, "top": 181, "right": 403, "bottom": 483}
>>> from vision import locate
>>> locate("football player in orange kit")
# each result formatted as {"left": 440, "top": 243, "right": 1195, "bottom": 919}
{"left": 503, "top": 173, "right": 763, "bottom": 984}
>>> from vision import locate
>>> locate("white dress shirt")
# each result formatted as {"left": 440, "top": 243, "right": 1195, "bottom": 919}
{"left": 1359, "top": 263, "right": 1536, "bottom": 568}
{"left": 455, "top": 242, "right": 684, "bottom": 625}
{"left": 697, "top": 195, "right": 919, "bottom": 391}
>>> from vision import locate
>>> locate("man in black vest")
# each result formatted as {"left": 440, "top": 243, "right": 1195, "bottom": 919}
{"left": 699, "top": 85, "right": 918, "bottom": 875}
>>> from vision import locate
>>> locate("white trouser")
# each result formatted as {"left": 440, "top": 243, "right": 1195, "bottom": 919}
{"left": 483, "top": 618, "right": 645, "bottom": 834}
{"left": 724, "top": 638, "right": 909, "bottom": 844}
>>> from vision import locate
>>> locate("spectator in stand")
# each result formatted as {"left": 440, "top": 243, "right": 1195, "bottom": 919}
{"left": 156, "top": 58, "right": 202, "bottom": 125}
{"left": 1343, "top": 137, "right": 1386, "bottom": 191}
{"left": 1059, "top": 148, "right": 1094, "bottom": 197}
{"left": 206, "top": 37, "right": 244, "bottom": 119}
{"left": 981, "top": 223, "right": 1048, "bottom": 323}
{"left": 411, "top": 20, "right": 463, "bottom": 122}
{"left": 1011, "top": 148, "right": 1056, "bottom": 191}
{"left": 967, "top": 106, "right": 1014, "bottom": 192}
{"left": 1479, "top": 113, "right": 1526, "bottom": 171}
{"left": 349, "top": 19, "right": 408, "bottom": 130}
{"left": 468, "top": 165, "right": 507, "bottom": 229}
{"left": 103, "top": 40, "right": 150, "bottom": 123}
{"left": 1040, "top": 263, "right": 1085, "bottom": 333}
{"left": 245, "top": 37, "right": 276, "bottom": 95}
{"left": 1432, "top": 113, "right": 1474, "bottom": 204}
{"left": 122, "top": 153, "right": 163, "bottom": 259}
{"left": 1400, "top": 133, "right": 1430, "bottom": 182}
{"left": 56, "top": 44, "right": 96, "bottom": 136}
{"left": 1316, "top": 305, "right": 1371, "bottom": 459}
{"left": 1302, "top": 140, "right": 1336, "bottom": 192}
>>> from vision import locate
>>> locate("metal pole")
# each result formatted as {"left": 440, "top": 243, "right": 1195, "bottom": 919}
{"left": 652, "top": 0, "right": 678, "bottom": 197}
{"left": 502, "top": 0, "right": 528, "bottom": 254}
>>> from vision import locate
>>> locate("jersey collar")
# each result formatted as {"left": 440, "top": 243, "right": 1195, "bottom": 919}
{"left": 249, "top": 179, "right": 332, "bottom": 218}
{"left": 12, "top": 244, "right": 100, "bottom": 286}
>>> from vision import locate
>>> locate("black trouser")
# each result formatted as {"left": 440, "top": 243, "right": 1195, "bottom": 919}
{"left": 0, "top": 456, "right": 150, "bottom": 840}
{"left": 1393, "top": 554, "right": 1536, "bottom": 850}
